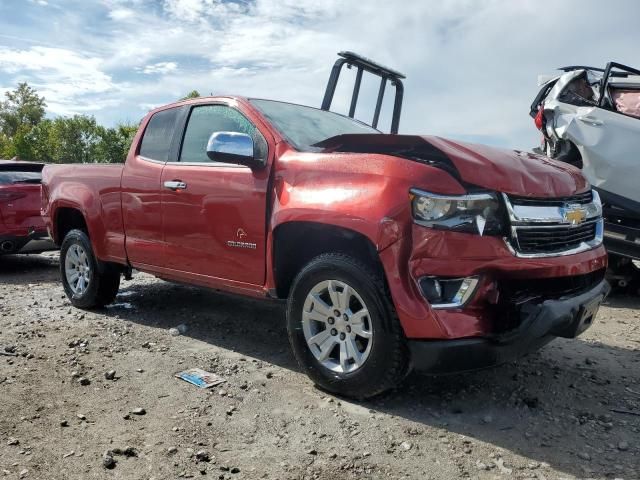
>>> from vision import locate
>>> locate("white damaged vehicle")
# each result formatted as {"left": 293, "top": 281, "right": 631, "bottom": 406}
{"left": 531, "top": 63, "right": 640, "bottom": 286}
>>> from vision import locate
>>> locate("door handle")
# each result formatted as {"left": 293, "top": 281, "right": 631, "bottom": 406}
{"left": 576, "top": 115, "right": 603, "bottom": 126}
{"left": 164, "top": 180, "right": 187, "bottom": 191}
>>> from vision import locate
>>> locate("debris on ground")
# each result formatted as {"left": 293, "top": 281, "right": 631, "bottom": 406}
{"left": 175, "top": 368, "right": 226, "bottom": 389}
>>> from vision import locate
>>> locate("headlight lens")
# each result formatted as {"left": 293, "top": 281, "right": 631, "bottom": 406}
{"left": 410, "top": 189, "right": 504, "bottom": 235}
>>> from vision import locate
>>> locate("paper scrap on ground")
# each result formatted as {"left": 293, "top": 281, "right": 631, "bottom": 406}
{"left": 175, "top": 368, "right": 226, "bottom": 389}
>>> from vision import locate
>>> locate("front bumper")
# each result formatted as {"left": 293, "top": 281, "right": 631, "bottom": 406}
{"left": 380, "top": 226, "right": 608, "bottom": 339}
{"left": 408, "top": 278, "right": 610, "bottom": 373}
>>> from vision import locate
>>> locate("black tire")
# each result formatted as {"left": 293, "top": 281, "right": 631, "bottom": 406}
{"left": 60, "top": 229, "right": 120, "bottom": 309}
{"left": 286, "top": 253, "right": 409, "bottom": 399}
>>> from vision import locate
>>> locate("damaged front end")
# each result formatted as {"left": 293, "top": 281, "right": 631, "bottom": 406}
{"left": 335, "top": 133, "right": 612, "bottom": 373}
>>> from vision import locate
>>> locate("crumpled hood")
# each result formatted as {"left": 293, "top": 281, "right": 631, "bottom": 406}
{"left": 314, "top": 134, "right": 588, "bottom": 197}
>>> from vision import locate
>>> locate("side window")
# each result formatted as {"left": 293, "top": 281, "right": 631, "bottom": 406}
{"left": 611, "top": 88, "right": 640, "bottom": 119}
{"left": 179, "top": 105, "right": 267, "bottom": 163}
{"left": 139, "top": 108, "right": 179, "bottom": 161}
{"left": 559, "top": 75, "right": 599, "bottom": 107}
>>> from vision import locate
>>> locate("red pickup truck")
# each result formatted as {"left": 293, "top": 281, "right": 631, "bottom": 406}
{"left": 42, "top": 94, "right": 609, "bottom": 398}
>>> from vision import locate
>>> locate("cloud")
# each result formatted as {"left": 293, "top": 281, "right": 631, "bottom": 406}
{"left": 139, "top": 61, "right": 178, "bottom": 75}
{"left": 163, "top": 0, "right": 245, "bottom": 23}
{"left": 108, "top": 8, "right": 135, "bottom": 20}
{"left": 1, "top": 0, "right": 639, "bottom": 150}
{"left": 0, "top": 45, "right": 116, "bottom": 116}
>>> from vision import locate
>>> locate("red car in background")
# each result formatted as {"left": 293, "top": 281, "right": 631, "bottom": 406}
{"left": 0, "top": 160, "right": 55, "bottom": 255}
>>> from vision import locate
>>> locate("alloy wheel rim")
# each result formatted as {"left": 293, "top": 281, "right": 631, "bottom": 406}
{"left": 65, "top": 244, "right": 91, "bottom": 295}
{"left": 302, "top": 279, "right": 373, "bottom": 374}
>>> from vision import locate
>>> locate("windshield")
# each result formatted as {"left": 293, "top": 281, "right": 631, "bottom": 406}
{"left": 249, "top": 99, "right": 379, "bottom": 150}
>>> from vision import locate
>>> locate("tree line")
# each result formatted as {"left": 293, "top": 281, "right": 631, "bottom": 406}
{"left": 0, "top": 83, "right": 201, "bottom": 164}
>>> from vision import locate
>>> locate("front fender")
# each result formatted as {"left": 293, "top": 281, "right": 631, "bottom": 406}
{"left": 270, "top": 175, "right": 410, "bottom": 251}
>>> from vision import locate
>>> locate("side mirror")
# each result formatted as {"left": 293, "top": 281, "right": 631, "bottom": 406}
{"left": 206, "top": 131, "right": 262, "bottom": 168}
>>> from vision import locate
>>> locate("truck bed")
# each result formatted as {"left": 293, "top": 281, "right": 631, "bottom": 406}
{"left": 42, "top": 164, "right": 127, "bottom": 263}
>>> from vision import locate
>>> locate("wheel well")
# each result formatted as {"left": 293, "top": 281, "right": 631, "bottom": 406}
{"left": 556, "top": 140, "right": 583, "bottom": 169}
{"left": 55, "top": 208, "right": 88, "bottom": 244}
{"left": 272, "top": 222, "right": 383, "bottom": 298}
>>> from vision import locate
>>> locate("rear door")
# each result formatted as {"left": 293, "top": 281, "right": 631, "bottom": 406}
{"left": 121, "top": 106, "right": 184, "bottom": 267}
{"left": 160, "top": 103, "right": 271, "bottom": 286}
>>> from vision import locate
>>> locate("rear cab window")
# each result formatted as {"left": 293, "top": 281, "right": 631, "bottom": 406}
{"left": 139, "top": 108, "right": 181, "bottom": 162}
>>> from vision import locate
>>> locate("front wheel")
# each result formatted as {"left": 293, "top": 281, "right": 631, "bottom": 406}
{"left": 60, "top": 229, "right": 120, "bottom": 309}
{"left": 286, "top": 253, "right": 409, "bottom": 399}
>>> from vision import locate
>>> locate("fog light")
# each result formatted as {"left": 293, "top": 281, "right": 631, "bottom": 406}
{"left": 421, "top": 278, "right": 443, "bottom": 303}
{"left": 419, "top": 276, "right": 479, "bottom": 309}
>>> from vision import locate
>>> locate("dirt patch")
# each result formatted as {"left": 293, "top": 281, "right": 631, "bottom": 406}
{"left": 1, "top": 252, "right": 639, "bottom": 479}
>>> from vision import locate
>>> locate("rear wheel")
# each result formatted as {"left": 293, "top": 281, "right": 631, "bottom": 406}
{"left": 287, "top": 253, "right": 409, "bottom": 399}
{"left": 60, "top": 229, "right": 120, "bottom": 309}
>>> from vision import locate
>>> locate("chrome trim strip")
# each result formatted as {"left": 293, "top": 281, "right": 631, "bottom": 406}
{"left": 426, "top": 276, "right": 480, "bottom": 309}
{"left": 138, "top": 155, "right": 166, "bottom": 165}
{"left": 513, "top": 219, "right": 599, "bottom": 229}
{"left": 164, "top": 161, "right": 247, "bottom": 168}
{"left": 503, "top": 191, "right": 602, "bottom": 224}
{"left": 409, "top": 188, "right": 494, "bottom": 201}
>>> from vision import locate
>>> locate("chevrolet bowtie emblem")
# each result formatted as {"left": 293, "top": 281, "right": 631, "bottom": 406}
{"left": 562, "top": 204, "right": 587, "bottom": 225}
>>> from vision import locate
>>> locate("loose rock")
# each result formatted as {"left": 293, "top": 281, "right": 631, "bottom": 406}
{"left": 103, "top": 453, "right": 116, "bottom": 469}
{"left": 195, "top": 450, "right": 211, "bottom": 462}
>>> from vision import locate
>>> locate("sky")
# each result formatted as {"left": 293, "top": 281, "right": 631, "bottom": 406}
{"left": 0, "top": 0, "right": 638, "bottom": 150}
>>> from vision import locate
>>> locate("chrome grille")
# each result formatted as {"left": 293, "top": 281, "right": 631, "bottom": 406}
{"left": 515, "top": 220, "right": 598, "bottom": 254}
{"left": 509, "top": 190, "right": 592, "bottom": 207}
{"left": 503, "top": 191, "right": 603, "bottom": 258}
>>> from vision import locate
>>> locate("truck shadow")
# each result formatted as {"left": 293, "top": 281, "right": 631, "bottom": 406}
{"left": 104, "top": 280, "right": 640, "bottom": 478}
{"left": 0, "top": 253, "right": 59, "bottom": 285}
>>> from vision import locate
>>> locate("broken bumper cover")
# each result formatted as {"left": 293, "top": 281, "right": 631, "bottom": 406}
{"left": 408, "top": 279, "right": 610, "bottom": 374}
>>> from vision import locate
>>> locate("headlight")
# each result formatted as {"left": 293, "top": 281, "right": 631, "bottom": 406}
{"left": 410, "top": 189, "right": 505, "bottom": 235}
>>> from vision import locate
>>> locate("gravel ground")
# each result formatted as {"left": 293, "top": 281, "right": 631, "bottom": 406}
{"left": 1, "top": 252, "right": 639, "bottom": 480}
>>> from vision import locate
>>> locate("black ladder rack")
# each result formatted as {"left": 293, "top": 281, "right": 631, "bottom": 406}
{"left": 321, "top": 51, "right": 405, "bottom": 134}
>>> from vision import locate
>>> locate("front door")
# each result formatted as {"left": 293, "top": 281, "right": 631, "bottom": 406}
{"left": 160, "top": 103, "right": 271, "bottom": 286}
{"left": 574, "top": 105, "right": 640, "bottom": 205}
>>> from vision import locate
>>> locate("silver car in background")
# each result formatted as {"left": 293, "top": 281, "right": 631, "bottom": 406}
{"left": 530, "top": 63, "right": 640, "bottom": 288}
